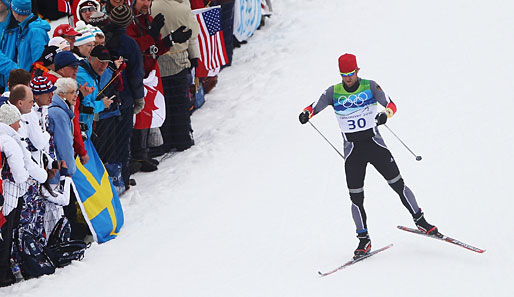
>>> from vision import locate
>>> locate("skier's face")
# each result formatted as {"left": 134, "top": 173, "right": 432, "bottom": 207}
{"left": 342, "top": 68, "right": 359, "bottom": 88}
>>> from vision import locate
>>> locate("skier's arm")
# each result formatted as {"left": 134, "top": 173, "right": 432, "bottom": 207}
{"left": 301, "top": 86, "right": 334, "bottom": 119}
{"left": 370, "top": 80, "right": 397, "bottom": 118}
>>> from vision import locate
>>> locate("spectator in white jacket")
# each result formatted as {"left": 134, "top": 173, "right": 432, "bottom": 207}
{"left": 0, "top": 103, "right": 31, "bottom": 287}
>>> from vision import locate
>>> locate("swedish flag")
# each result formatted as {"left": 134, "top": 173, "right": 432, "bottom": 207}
{"left": 72, "top": 139, "right": 124, "bottom": 243}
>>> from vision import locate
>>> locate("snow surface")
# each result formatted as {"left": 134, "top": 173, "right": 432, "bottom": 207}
{"left": 3, "top": 0, "right": 514, "bottom": 296}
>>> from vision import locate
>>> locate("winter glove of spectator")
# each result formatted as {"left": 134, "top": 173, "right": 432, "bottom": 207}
{"left": 299, "top": 110, "right": 310, "bottom": 124}
{"left": 134, "top": 98, "right": 145, "bottom": 114}
{"left": 149, "top": 13, "right": 165, "bottom": 42}
{"left": 375, "top": 112, "right": 388, "bottom": 126}
{"left": 189, "top": 58, "right": 198, "bottom": 69}
{"left": 163, "top": 26, "right": 193, "bottom": 47}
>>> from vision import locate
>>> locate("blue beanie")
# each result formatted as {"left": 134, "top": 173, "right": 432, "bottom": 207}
{"left": 11, "top": 0, "right": 31, "bottom": 16}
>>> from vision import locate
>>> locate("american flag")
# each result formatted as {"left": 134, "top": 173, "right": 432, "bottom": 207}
{"left": 193, "top": 6, "right": 228, "bottom": 75}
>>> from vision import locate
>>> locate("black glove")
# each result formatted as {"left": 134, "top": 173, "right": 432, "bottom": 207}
{"left": 299, "top": 110, "right": 310, "bottom": 124}
{"left": 375, "top": 112, "right": 388, "bottom": 125}
{"left": 149, "top": 13, "right": 165, "bottom": 42}
{"left": 163, "top": 26, "right": 193, "bottom": 47}
{"left": 189, "top": 58, "right": 198, "bottom": 69}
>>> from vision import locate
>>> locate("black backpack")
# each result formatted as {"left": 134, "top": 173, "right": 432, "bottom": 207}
{"left": 45, "top": 217, "right": 91, "bottom": 268}
{"left": 17, "top": 230, "right": 56, "bottom": 279}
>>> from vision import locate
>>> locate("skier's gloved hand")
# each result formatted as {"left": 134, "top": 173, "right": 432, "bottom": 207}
{"left": 375, "top": 112, "right": 388, "bottom": 126}
{"left": 149, "top": 13, "right": 165, "bottom": 42}
{"left": 299, "top": 110, "right": 311, "bottom": 124}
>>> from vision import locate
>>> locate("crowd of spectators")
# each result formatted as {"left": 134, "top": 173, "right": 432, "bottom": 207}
{"left": 0, "top": 0, "right": 270, "bottom": 287}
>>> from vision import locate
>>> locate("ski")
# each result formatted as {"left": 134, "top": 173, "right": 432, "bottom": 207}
{"left": 318, "top": 244, "right": 393, "bottom": 277}
{"left": 397, "top": 225, "right": 485, "bottom": 254}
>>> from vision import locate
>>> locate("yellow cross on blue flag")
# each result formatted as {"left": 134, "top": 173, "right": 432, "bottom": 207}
{"left": 72, "top": 139, "right": 124, "bottom": 243}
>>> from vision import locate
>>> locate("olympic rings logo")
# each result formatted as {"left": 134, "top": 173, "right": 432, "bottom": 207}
{"left": 337, "top": 92, "right": 369, "bottom": 108}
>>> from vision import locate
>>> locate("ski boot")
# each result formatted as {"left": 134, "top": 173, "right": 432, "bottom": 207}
{"left": 354, "top": 231, "right": 371, "bottom": 259}
{"left": 413, "top": 211, "right": 440, "bottom": 236}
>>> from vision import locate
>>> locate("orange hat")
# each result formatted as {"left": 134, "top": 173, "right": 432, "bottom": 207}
{"left": 338, "top": 53, "right": 358, "bottom": 73}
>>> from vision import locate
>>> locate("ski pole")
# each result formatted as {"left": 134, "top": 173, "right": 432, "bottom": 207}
{"left": 383, "top": 124, "right": 422, "bottom": 161}
{"left": 308, "top": 122, "right": 345, "bottom": 159}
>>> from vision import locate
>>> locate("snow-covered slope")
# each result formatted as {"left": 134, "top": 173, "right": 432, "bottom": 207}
{"left": 3, "top": 0, "right": 513, "bottom": 296}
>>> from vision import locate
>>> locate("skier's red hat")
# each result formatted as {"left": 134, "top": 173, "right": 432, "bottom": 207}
{"left": 338, "top": 53, "right": 358, "bottom": 73}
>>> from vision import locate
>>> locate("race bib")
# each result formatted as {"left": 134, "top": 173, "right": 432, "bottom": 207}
{"left": 335, "top": 103, "right": 377, "bottom": 133}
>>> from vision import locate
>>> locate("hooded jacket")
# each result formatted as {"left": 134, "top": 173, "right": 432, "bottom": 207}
{"left": 73, "top": 0, "right": 101, "bottom": 26}
{"left": 0, "top": 14, "right": 19, "bottom": 90}
{"left": 16, "top": 13, "right": 51, "bottom": 71}
{"left": 151, "top": 0, "right": 200, "bottom": 76}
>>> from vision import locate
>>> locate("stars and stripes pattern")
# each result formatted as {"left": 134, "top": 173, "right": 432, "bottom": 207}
{"left": 193, "top": 6, "right": 228, "bottom": 73}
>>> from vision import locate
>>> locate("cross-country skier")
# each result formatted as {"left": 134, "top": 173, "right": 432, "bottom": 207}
{"left": 299, "top": 53, "right": 439, "bottom": 258}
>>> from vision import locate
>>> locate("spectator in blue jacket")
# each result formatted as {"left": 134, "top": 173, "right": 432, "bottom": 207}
{"left": 76, "top": 45, "right": 113, "bottom": 138}
{"left": 10, "top": 0, "right": 50, "bottom": 71}
{"left": 48, "top": 78, "right": 78, "bottom": 183}
{"left": 0, "top": 0, "right": 50, "bottom": 91}
{"left": 0, "top": 0, "right": 17, "bottom": 92}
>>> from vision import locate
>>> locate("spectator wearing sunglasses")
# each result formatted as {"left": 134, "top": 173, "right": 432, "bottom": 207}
{"left": 73, "top": 0, "right": 100, "bottom": 26}
{"left": 298, "top": 53, "right": 440, "bottom": 259}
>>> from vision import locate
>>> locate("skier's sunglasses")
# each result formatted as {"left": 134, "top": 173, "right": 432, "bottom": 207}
{"left": 340, "top": 70, "right": 356, "bottom": 77}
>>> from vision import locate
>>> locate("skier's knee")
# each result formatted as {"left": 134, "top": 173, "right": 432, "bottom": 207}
{"left": 388, "top": 175, "right": 405, "bottom": 193}
{"left": 350, "top": 190, "right": 364, "bottom": 206}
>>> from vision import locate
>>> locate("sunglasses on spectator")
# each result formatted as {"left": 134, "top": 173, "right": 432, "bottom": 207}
{"left": 340, "top": 70, "right": 356, "bottom": 77}
{"left": 80, "top": 7, "right": 96, "bottom": 13}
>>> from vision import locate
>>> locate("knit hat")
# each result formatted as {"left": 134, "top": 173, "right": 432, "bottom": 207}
{"left": 0, "top": 104, "right": 21, "bottom": 126}
{"left": 10, "top": 0, "right": 31, "bottom": 16}
{"left": 109, "top": 5, "right": 133, "bottom": 28}
{"left": 48, "top": 37, "right": 70, "bottom": 51}
{"left": 74, "top": 21, "right": 96, "bottom": 46}
{"left": 338, "top": 53, "right": 358, "bottom": 73}
{"left": 53, "top": 24, "right": 82, "bottom": 37}
{"left": 30, "top": 76, "right": 57, "bottom": 95}
{"left": 38, "top": 45, "right": 60, "bottom": 67}
{"left": 90, "top": 26, "right": 104, "bottom": 37}
{"left": 89, "top": 11, "right": 109, "bottom": 27}
{"left": 54, "top": 51, "right": 80, "bottom": 71}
